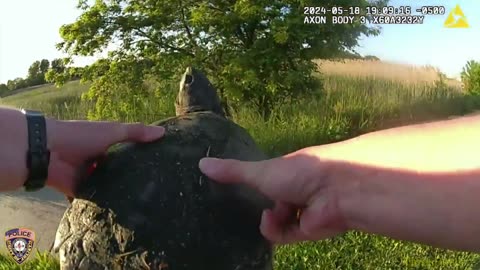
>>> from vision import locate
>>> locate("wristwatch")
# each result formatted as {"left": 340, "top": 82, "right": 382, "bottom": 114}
{"left": 21, "top": 109, "right": 50, "bottom": 192}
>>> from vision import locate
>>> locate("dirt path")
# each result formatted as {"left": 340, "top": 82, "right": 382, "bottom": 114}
{"left": 0, "top": 188, "right": 68, "bottom": 253}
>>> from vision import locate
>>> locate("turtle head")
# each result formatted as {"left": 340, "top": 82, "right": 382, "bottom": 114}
{"left": 175, "top": 67, "right": 225, "bottom": 117}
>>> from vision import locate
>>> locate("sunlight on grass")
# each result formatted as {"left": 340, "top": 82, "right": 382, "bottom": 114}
{"left": 2, "top": 64, "right": 480, "bottom": 269}
{"left": 317, "top": 59, "right": 462, "bottom": 89}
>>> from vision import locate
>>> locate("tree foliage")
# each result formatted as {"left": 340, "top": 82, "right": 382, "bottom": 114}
{"left": 45, "top": 58, "right": 71, "bottom": 86}
{"left": 0, "top": 84, "right": 8, "bottom": 97}
{"left": 3, "top": 58, "right": 51, "bottom": 90}
{"left": 1, "top": 58, "right": 71, "bottom": 91}
{"left": 40, "top": 59, "right": 50, "bottom": 74}
{"left": 51, "top": 58, "right": 67, "bottom": 74}
{"left": 6, "top": 77, "right": 29, "bottom": 91}
{"left": 54, "top": 0, "right": 387, "bottom": 120}
{"left": 45, "top": 58, "right": 86, "bottom": 87}
{"left": 461, "top": 60, "right": 480, "bottom": 95}
{"left": 27, "top": 60, "right": 48, "bottom": 86}
{"left": 364, "top": 55, "right": 380, "bottom": 61}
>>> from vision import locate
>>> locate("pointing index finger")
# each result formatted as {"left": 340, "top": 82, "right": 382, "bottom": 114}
{"left": 199, "top": 152, "right": 326, "bottom": 205}
{"left": 198, "top": 158, "right": 267, "bottom": 188}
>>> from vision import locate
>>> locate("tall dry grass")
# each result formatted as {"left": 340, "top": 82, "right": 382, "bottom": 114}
{"left": 316, "top": 59, "right": 462, "bottom": 89}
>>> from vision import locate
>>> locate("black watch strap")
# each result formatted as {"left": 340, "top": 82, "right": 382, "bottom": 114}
{"left": 21, "top": 109, "right": 50, "bottom": 192}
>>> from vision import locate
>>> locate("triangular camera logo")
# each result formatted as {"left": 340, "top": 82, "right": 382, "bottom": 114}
{"left": 444, "top": 4, "right": 469, "bottom": 28}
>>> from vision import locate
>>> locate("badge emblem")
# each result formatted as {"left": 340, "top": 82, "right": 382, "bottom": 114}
{"left": 4, "top": 228, "right": 35, "bottom": 264}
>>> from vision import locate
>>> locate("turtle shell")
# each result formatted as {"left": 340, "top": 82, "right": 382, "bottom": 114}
{"left": 53, "top": 111, "right": 274, "bottom": 270}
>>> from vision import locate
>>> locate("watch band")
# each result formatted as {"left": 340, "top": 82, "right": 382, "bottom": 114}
{"left": 21, "top": 109, "right": 50, "bottom": 191}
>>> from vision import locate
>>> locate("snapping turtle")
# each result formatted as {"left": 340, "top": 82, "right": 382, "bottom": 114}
{"left": 53, "top": 67, "right": 274, "bottom": 270}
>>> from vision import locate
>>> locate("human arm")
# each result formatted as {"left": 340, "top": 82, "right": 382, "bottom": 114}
{"left": 0, "top": 106, "right": 165, "bottom": 196}
{"left": 199, "top": 114, "right": 480, "bottom": 252}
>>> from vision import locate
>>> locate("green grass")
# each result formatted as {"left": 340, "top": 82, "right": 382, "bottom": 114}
{"left": 0, "top": 251, "right": 59, "bottom": 270}
{"left": 2, "top": 75, "right": 480, "bottom": 269}
{"left": 0, "top": 81, "right": 92, "bottom": 120}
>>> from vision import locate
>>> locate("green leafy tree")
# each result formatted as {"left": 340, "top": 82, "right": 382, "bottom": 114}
{"left": 40, "top": 59, "right": 50, "bottom": 74}
{"left": 45, "top": 58, "right": 73, "bottom": 86}
{"left": 51, "top": 58, "right": 66, "bottom": 74}
{"left": 55, "top": 0, "right": 387, "bottom": 120}
{"left": 6, "top": 80, "right": 16, "bottom": 91}
{"left": 6, "top": 77, "right": 28, "bottom": 90}
{"left": 0, "top": 83, "right": 9, "bottom": 96}
{"left": 68, "top": 66, "right": 85, "bottom": 80}
{"left": 461, "top": 60, "right": 480, "bottom": 95}
{"left": 28, "top": 61, "right": 41, "bottom": 78}
{"left": 27, "top": 60, "right": 46, "bottom": 86}
{"left": 16, "top": 77, "right": 28, "bottom": 89}
{"left": 45, "top": 69, "right": 69, "bottom": 86}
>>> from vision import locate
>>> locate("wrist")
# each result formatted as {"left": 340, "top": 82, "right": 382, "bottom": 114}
{"left": 302, "top": 142, "right": 368, "bottom": 230}
{"left": 334, "top": 164, "right": 388, "bottom": 231}
{"left": 21, "top": 110, "right": 55, "bottom": 191}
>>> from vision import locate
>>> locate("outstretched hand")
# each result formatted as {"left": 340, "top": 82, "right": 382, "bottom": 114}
{"left": 45, "top": 119, "right": 165, "bottom": 196}
{"left": 0, "top": 108, "right": 165, "bottom": 197}
{"left": 199, "top": 147, "right": 350, "bottom": 244}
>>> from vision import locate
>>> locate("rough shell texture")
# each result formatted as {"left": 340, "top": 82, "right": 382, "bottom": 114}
{"left": 54, "top": 112, "right": 274, "bottom": 270}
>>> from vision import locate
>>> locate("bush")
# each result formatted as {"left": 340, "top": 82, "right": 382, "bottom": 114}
{"left": 364, "top": 55, "right": 380, "bottom": 61}
{"left": 461, "top": 60, "right": 480, "bottom": 95}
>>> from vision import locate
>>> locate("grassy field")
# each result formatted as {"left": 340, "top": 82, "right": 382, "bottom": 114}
{"left": 316, "top": 59, "right": 462, "bottom": 89}
{"left": 1, "top": 60, "right": 480, "bottom": 269}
